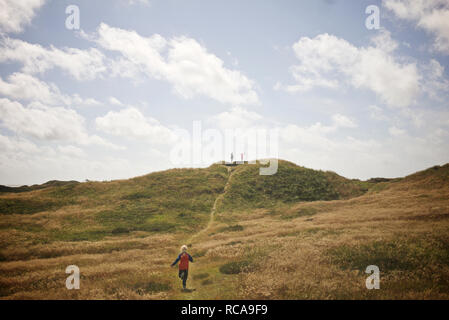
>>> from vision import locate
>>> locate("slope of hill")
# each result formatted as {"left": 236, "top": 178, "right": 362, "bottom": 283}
{"left": 0, "top": 160, "right": 448, "bottom": 299}
{"left": 0, "top": 164, "right": 229, "bottom": 244}
{"left": 0, "top": 160, "right": 371, "bottom": 244}
{"left": 220, "top": 160, "right": 371, "bottom": 212}
{"left": 0, "top": 180, "right": 79, "bottom": 194}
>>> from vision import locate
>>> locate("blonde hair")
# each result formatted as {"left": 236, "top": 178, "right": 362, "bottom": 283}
{"left": 180, "top": 245, "right": 187, "bottom": 252}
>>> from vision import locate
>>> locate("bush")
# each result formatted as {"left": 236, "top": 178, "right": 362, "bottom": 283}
{"left": 219, "top": 224, "right": 244, "bottom": 233}
{"left": 0, "top": 198, "right": 66, "bottom": 215}
{"left": 219, "top": 260, "right": 252, "bottom": 274}
{"left": 111, "top": 227, "right": 130, "bottom": 234}
{"left": 140, "top": 221, "right": 175, "bottom": 233}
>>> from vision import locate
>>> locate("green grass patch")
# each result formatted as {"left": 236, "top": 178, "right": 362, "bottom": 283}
{"left": 111, "top": 227, "right": 130, "bottom": 234}
{"left": 49, "top": 229, "right": 109, "bottom": 242}
{"left": 368, "top": 182, "right": 389, "bottom": 193}
{"left": 193, "top": 273, "right": 209, "bottom": 280}
{"left": 219, "top": 260, "right": 253, "bottom": 274}
{"left": 220, "top": 160, "right": 369, "bottom": 212}
{"left": 0, "top": 198, "right": 69, "bottom": 215}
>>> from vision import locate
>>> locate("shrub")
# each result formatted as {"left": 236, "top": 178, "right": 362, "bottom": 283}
{"left": 219, "top": 224, "right": 244, "bottom": 233}
{"left": 111, "top": 227, "right": 130, "bottom": 234}
{"left": 0, "top": 198, "right": 66, "bottom": 215}
{"left": 219, "top": 260, "right": 252, "bottom": 274}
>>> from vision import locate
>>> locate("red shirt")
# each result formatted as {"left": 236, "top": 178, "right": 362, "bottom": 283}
{"left": 171, "top": 252, "right": 193, "bottom": 270}
{"left": 179, "top": 253, "right": 190, "bottom": 270}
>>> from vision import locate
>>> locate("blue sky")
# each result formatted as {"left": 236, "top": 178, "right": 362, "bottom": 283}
{"left": 0, "top": 0, "right": 448, "bottom": 185}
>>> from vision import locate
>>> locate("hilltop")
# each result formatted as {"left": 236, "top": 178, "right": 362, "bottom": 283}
{"left": 0, "top": 160, "right": 448, "bottom": 299}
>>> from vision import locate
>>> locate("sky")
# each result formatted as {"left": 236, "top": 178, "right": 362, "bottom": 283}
{"left": 0, "top": 0, "right": 448, "bottom": 185}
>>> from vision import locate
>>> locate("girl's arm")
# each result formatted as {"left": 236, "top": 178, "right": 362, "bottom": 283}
{"left": 171, "top": 254, "right": 181, "bottom": 266}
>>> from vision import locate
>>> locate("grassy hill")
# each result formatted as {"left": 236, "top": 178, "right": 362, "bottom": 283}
{"left": 0, "top": 160, "right": 371, "bottom": 245}
{"left": 0, "top": 160, "right": 448, "bottom": 299}
{"left": 0, "top": 164, "right": 229, "bottom": 244}
{"left": 0, "top": 180, "right": 79, "bottom": 194}
{"left": 220, "top": 160, "right": 371, "bottom": 212}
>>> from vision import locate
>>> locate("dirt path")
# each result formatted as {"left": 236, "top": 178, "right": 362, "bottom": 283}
{"left": 170, "top": 165, "right": 238, "bottom": 299}
{"left": 186, "top": 166, "right": 235, "bottom": 245}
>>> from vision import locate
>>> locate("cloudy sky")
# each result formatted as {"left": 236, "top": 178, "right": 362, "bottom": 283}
{"left": 0, "top": 0, "right": 448, "bottom": 185}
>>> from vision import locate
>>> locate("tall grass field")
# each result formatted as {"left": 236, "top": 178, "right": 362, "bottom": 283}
{"left": 1, "top": 160, "right": 448, "bottom": 299}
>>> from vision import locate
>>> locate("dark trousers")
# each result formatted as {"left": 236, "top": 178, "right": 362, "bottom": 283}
{"left": 179, "top": 269, "right": 188, "bottom": 288}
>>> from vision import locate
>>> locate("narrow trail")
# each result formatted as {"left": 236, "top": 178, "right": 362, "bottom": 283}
{"left": 172, "top": 165, "right": 239, "bottom": 299}
{"left": 186, "top": 165, "right": 236, "bottom": 245}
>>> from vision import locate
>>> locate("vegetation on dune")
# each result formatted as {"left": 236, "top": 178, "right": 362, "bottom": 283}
{"left": 219, "top": 261, "right": 253, "bottom": 274}
{"left": 399, "top": 163, "right": 449, "bottom": 188}
{"left": 220, "top": 160, "right": 370, "bottom": 212}
{"left": 0, "top": 164, "right": 229, "bottom": 243}
{"left": 0, "top": 181, "right": 79, "bottom": 194}
{"left": 0, "top": 160, "right": 449, "bottom": 299}
{"left": 0, "top": 198, "right": 72, "bottom": 215}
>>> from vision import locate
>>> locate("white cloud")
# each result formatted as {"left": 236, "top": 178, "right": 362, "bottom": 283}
{"left": 332, "top": 114, "right": 357, "bottom": 128}
{"left": 0, "top": 134, "right": 148, "bottom": 185}
{"left": 422, "top": 59, "right": 449, "bottom": 99}
{"left": 0, "top": 133, "right": 39, "bottom": 155}
{"left": 279, "top": 123, "right": 337, "bottom": 150}
{"left": 0, "top": 37, "right": 107, "bottom": 80}
{"left": 277, "top": 117, "right": 449, "bottom": 179}
{"left": 96, "top": 107, "right": 177, "bottom": 144}
{"left": 383, "top": 0, "right": 449, "bottom": 54}
{"left": 279, "top": 113, "right": 356, "bottom": 147}
{"left": 89, "top": 23, "right": 259, "bottom": 105}
{"left": 208, "top": 106, "right": 263, "bottom": 129}
{"left": 370, "top": 28, "right": 399, "bottom": 53}
{"left": 124, "top": 0, "right": 150, "bottom": 5}
{"left": 0, "top": 98, "right": 84, "bottom": 140}
{"left": 0, "top": 98, "right": 121, "bottom": 149}
{"left": 389, "top": 126, "right": 406, "bottom": 136}
{"left": 368, "top": 105, "right": 389, "bottom": 121}
{"left": 0, "top": 72, "right": 100, "bottom": 106}
{"left": 0, "top": 0, "right": 46, "bottom": 34}
{"left": 108, "top": 96, "right": 124, "bottom": 106}
{"left": 58, "top": 145, "right": 86, "bottom": 158}
{"left": 400, "top": 107, "right": 425, "bottom": 128}
{"left": 286, "top": 31, "right": 420, "bottom": 108}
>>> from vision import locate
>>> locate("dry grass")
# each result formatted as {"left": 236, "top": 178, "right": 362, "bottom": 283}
{"left": 0, "top": 163, "right": 448, "bottom": 299}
